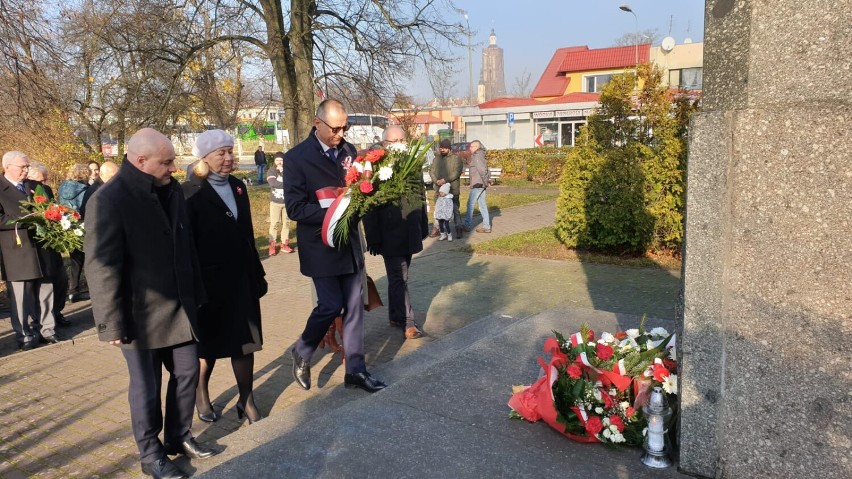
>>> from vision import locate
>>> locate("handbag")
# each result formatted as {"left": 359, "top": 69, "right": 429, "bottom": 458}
{"left": 364, "top": 275, "right": 383, "bottom": 311}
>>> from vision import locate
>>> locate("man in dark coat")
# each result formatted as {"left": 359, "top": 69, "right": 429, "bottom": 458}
{"left": 84, "top": 128, "right": 215, "bottom": 479}
{"left": 362, "top": 126, "right": 428, "bottom": 340}
{"left": 430, "top": 139, "right": 465, "bottom": 238}
{"left": 284, "top": 99, "right": 387, "bottom": 393}
{"left": 0, "top": 151, "right": 62, "bottom": 350}
{"left": 254, "top": 145, "right": 266, "bottom": 184}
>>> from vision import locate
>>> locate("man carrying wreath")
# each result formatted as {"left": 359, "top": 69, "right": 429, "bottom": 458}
{"left": 283, "top": 99, "right": 387, "bottom": 393}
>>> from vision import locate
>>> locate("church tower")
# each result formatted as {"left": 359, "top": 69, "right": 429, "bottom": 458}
{"left": 479, "top": 29, "right": 506, "bottom": 102}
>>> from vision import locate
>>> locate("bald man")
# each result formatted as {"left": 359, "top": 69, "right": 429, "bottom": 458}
{"left": 362, "top": 126, "right": 428, "bottom": 340}
{"left": 284, "top": 99, "right": 387, "bottom": 393}
{"left": 85, "top": 128, "right": 214, "bottom": 479}
{"left": 100, "top": 160, "right": 118, "bottom": 182}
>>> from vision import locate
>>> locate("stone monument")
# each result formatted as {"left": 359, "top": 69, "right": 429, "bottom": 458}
{"left": 679, "top": 0, "right": 851, "bottom": 477}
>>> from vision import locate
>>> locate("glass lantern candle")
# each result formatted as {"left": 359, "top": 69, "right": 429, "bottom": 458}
{"left": 641, "top": 386, "right": 674, "bottom": 468}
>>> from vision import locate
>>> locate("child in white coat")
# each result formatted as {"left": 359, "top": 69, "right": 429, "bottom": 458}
{"left": 434, "top": 182, "right": 455, "bottom": 241}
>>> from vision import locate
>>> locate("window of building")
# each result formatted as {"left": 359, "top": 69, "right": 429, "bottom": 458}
{"left": 669, "top": 67, "right": 703, "bottom": 90}
{"left": 538, "top": 118, "right": 586, "bottom": 147}
{"left": 584, "top": 74, "right": 614, "bottom": 93}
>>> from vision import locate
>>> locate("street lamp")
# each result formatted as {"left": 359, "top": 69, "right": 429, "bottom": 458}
{"left": 464, "top": 13, "right": 474, "bottom": 105}
{"left": 619, "top": 4, "right": 639, "bottom": 75}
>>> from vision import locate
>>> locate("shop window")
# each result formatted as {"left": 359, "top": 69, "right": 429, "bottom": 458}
{"left": 669, "top": 67, "right": 703, "bottom": 90}
{"left": 539, "top": 123, "right": 558, "bottom": 147}
{"left": 584, "top": 74, "right": 613, "bottom": 93}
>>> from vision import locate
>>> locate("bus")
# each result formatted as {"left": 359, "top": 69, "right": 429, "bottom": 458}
{"left": 345, "top": 114, "right": 389, "bottom": 149}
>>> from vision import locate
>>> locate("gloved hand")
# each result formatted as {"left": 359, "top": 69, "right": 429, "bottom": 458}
{"left": 367, "top": 244, "right": 382, "bottom": 256}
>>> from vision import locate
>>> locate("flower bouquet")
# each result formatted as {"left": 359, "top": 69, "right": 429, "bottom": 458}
{"left": 10, "top": 184, "right": 84, "bottom": 254}
{"left": 321, "top": 139, "right": 430, "bottom": 247}
{"left": 508, "top": 317, "right": 677, "bottom": 446}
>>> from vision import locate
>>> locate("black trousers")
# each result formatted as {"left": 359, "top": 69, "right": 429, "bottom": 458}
{"left": 296, "top": 271, "right": 366, "bottom": 374}
{"left": 122, "top": 342, "right": 199, "bottom": 464}
{"left": 383, "top": 254, "right": 414, "bottom": 327}
{"left": 68, "top": 250, "right": 85, "bottom": 294}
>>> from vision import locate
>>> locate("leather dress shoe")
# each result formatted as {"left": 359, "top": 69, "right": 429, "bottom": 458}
{"left": 39, "top": 335, "right": 60, "bottom": 344}
{"left": 405, "top": 325, "right": 424, "bottom": 340}
{"left": 344, "top": 371, "right": 387, "bottom": 393}
{"left": 55, "top": 313, "right": 72, "bottom": 327}
{"left": 141, "top": 457, "right": 188, "bottom": 479}
{"left": 164, "top": 437, "right": 217, "bottom": 460}
{"left": 68, "top": 292, "right": 90, "bottom": 303}
{"left": 292, "top": 348, "right": 311, "bottom": 390}
{"left": 18, "top": 340, "right": 37, "bottom": 351}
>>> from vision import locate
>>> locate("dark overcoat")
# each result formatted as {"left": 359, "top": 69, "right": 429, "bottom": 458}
{"left": 362, "top": 186, "right": 428, "bottom": 257}
{"left": 182, "top": 175, "right": 266, "bottom": 358}
{"left": 0, "top": 177, "right": 62, "bottom": 281}
{"left": 283, "top": 129, "right": 363, "bottom": 278}
{"left": 84, "top": 161, "right": 204, "bottom": 350}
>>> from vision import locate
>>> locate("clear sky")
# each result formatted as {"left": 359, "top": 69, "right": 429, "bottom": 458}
{"left": 414, "top": 0, "right": 706, "bottom": 100}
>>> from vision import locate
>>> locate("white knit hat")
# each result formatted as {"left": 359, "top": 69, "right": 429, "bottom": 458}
{"left": 192, "top": 129, "right": 234, "bottom": 159}
{"left": 439, "top": 182, "right": 451, "bottom": 195}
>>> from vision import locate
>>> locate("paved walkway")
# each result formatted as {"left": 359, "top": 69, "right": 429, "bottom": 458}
{"left": 0, "top": 198, "right": 681, "bottom": 478}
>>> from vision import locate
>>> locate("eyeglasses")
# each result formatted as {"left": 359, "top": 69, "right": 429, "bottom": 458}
{"left": 316, "top": 116, "right": 350, "bottom": 134}
{"left": 8, "top": 164, "right": 29, "bottom": 170}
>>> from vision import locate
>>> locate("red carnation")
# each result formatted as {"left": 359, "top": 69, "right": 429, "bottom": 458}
{"left": 584, "top": 416, "right": 603, "bottom": 435}
{"left": 72, "top": 211, "right": 80, "bottom": 220}
{"left": 663, "top": 358, "right": 677, "bottom": 370}
{"left": 601, "top": 390, "right": 615, "bottom": 409}
{"left": 359, "top": 181, "right": 374, "bottom": 194}
{"left": 625, "top": 406, "right": 636, "bottom": 418}
{"left": 364, "top": 149, "right": 385, "bottom": 163}
{"left": 614, "top": 331, "right": 628, "bottom": 340}
{"left": 345, "top": 167, "right": 361, "bottom": 185}
{"left": 44, "top": 208, "right": 62, "bottom": 221}
{"left": 34, "top": 195, "right": 48, "bottom": 204}
{"left": 595, "top": 343, "right": 614, "bottom": 361}
{"left": 652, "top": 363, "right": 671, "bottom": 382}
{"left": 609, "top": 415, "right": 625, "bottom": 432}
{"left": 586, "top": 329, "right": 596, "bottom": 342}
{"left": 566, "top": 363, "right": 582, "bottom": 379}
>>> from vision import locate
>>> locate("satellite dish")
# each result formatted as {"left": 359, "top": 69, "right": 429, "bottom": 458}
{"left": 683, "top": 37, "right": 693, "bottom": 44}
{"left": 661, "top": 36, "right": 676, "bottom": 52}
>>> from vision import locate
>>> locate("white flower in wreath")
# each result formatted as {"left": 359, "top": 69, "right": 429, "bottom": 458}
{"left": 377, "top": 166, "right": 393, "bottom": 181}
{"left": 60, "top": 217, "right": 71, "bottom": 230}
{"left": 599, "top": 332, "right": 616, "bottom": 344}
{"left": 73, "top": 228, "right": 84, "bottom": 237}
{"left": 602, "top": 428, "right": 612, "bottom": 439}
{"left": 388, "top": 142, "right": 408, "bottom": 153}
{"left": 649, "top": 327, "right": 669, "bottom": 338}
{"left": 593, "top": 389, "right": 602, "bottom": 402}
{"left": 662, "top": 374, "right": 678, "bottom": 395}
{"left": 611, "top": 433, "right": 626, "bottom": 443}
{"left": 620, "top": 401, "right": 631, "bottom": 411}
{"left": 595, "top": 406, "right": 604, "bottom": 414}
{"left": 625, "top": 328, "right": 640, "bottom": 339}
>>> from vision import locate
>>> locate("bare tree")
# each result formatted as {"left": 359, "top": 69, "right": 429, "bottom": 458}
{"left": 429, "top": 62, "right": 458, "bottom": 105}
{"left": 613, "top": 29, "right": 661, "bottom": 47}
{"left": 509, "top": 69, "right": 532, "bottom": 98}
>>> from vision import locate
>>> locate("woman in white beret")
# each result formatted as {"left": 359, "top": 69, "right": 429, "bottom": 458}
{"left": 183, "top": 129, "right": 267, "bottom": 424}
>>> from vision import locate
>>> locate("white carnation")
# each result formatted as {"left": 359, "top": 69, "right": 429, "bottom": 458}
{"left": 626, "top": 328, "right": 639, "bottom": 339}
{"left": 599, "top": 332, "right": 616, "bottom": 344}
{"left": 377, "top": 166, "right": 393, "bottom": 181}
{"left": 611, "top": 433, "right": 625, "bottom": 443}
{"left": 602, "top": 429, "right": 612, "bottom": 439}
{"left": 662, "top": 374, "right": 678, "bottom": 395}
{"left": 73, "top": 228, "right": 84, "bottom": 237}
{"left": 620, "top": 401, "right": 631, "bottom": 411}
{"left": 649, "top": 327, "right": 669, "bottom": 337}
{"left": 60, "top": 218, "right": 71, "bottom": 230}
{"left": 388, "top": 142, "right": 408, "bottom": 152}
{"left": 594, "top": 407, "right": 603, "bottom": 414}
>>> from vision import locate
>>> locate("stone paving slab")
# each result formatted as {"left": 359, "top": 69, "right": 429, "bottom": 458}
{"left": 0, "top": 198, "right": 681, "bottom": 477}
{"left": 194, "top": 307, "right": 687, "bottom": 479}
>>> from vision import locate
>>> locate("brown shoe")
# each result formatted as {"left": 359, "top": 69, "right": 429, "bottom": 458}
{"left": 475, "top": 226, "right": 492, "bottom": 233}
{"left": 404, "top": 326, "right": 424, "bottom": 339}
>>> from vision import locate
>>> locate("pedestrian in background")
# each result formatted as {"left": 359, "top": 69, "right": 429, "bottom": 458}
{"left": 254, "top": 145, "right": 267, "bottom": 185}
{"left": 58, "top": 163, "right": 91, "bottom": 304}
{"left": 431, "top": 139, "right": 464, "bottom": 238}
{"left": 463, "top": 140, "right": 491, "bottom": 233}
{"left": 267, "top": 152, "right": 294, "bottom": 255}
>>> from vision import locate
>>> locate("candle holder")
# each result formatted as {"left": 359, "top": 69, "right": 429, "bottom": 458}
{"left": 641, "top": 386, "right": 674, "bottom": 468}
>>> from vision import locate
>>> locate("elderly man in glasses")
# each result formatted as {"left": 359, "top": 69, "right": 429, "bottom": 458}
{"left": 283, "top": 99, "right": 387, "bottom": 393}
{"left": 0, "top": 151, "right": 64, "bottom": 350}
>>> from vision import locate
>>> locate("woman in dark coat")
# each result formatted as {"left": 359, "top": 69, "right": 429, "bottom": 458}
{"left": 183, "top": 130, "right": 267, "bottom": 424}
{"left": 57, "top": 163, "right": 91, "bottom": 302}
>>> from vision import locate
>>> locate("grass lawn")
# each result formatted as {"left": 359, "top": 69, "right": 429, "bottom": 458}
{"left": 461, "top": 226, "right": 682, "bottom": 271}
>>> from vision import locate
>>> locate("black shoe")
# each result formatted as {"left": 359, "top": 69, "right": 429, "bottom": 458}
{"left": 164, "top": 438, "right": 217, "bottom": 460}
{"left": 141, "top": 458, "right": 188, "bottom": 479}
{"left": 55, "top": 313, "right": 72, "bottom": 327}
{"left": 292, "top": 348, "right": 311, "bottom": 390}
{"left": 344, "top": 371, "right": 387, "bottom": 393}
{"left": 39, "top": 335, "right": 60, "bottom": 344}
{"left": 196, "top": 404, "right": 219, "bottom": 423}
{"left": 236, "top": 402, "right": 262, "bottom": 425}
{"left": 18, "top": 340, "right": 37, "bottom": 351}
{"left": 68, "top": 292, "right": 90, "bottom": 303}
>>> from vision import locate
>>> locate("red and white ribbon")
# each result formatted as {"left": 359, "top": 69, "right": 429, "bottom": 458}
{"left": 316, "top": 186, "right": 342, "bottom": 209}
{"left": 320, "top": 190, "right": 350, "bottom": 248}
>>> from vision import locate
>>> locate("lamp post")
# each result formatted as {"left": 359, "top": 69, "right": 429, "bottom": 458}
{"left": 465, "top": 13, "right": 474, "bottom": 105}
{"left": 619, "top": 4, "right": 639, "bottom": 75}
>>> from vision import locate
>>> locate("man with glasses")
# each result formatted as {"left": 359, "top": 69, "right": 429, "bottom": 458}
{"left": 362, "top": 125, "right": 428, "bottom": 340}
{"left": 284, "top": 99, "right": 387, "bottom": 393}
{"left": 0, "top": 151, "right": 63, "bottom": 350}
